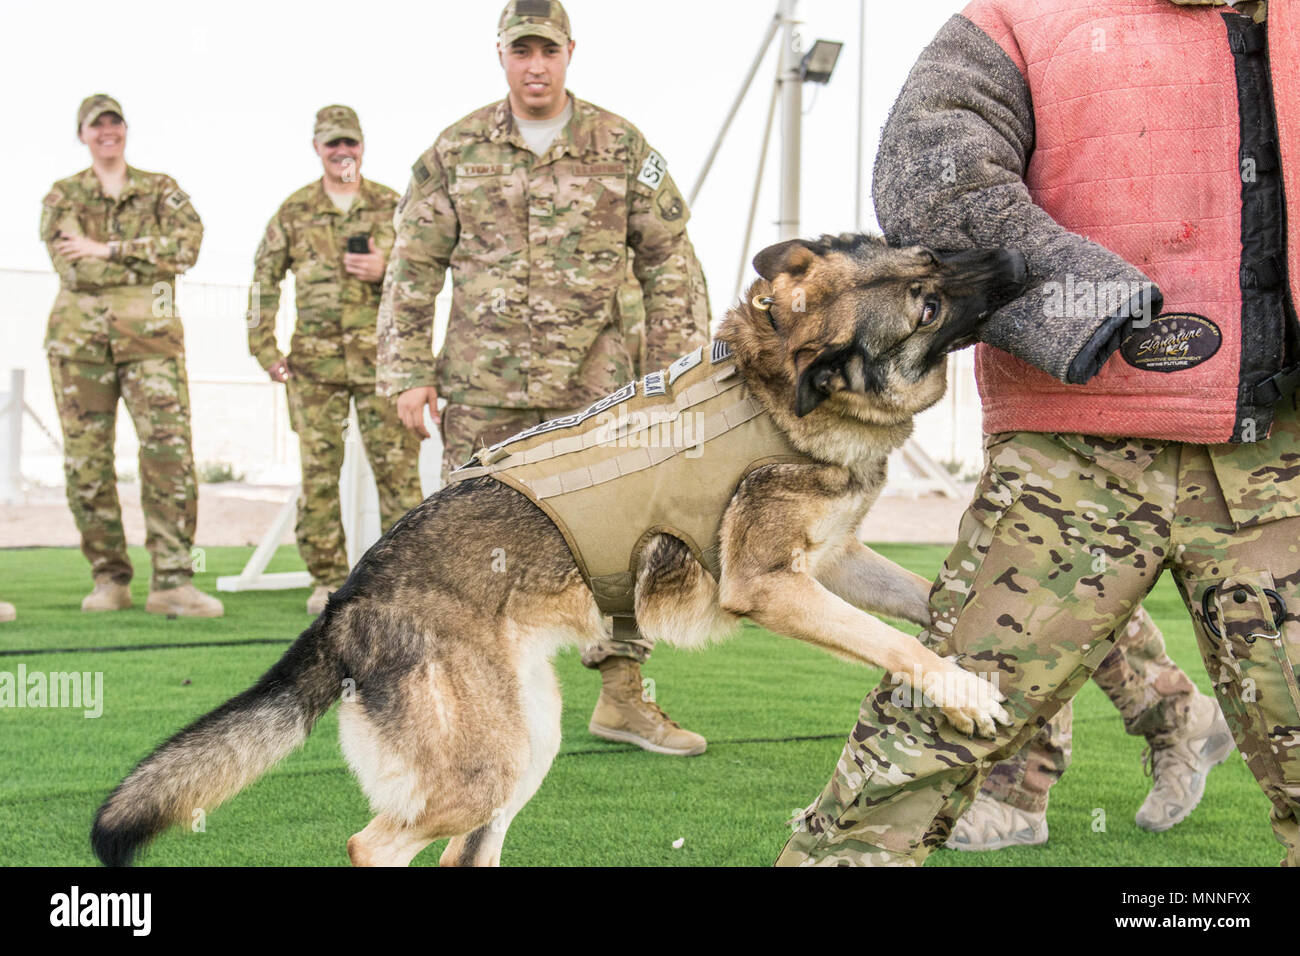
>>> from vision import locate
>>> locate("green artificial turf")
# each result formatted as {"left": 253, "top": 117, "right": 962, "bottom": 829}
{"left": 0, "top": 544, "right": 1281, "bottom": 866}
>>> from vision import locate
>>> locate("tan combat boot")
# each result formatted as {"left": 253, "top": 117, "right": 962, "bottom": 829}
{"left": 0, "top": 601, "right": 14, "bottom": 622}
{"left": 82, "top": 578, "right": 133, "bottom": 612}
{"left": 145, "top": 583, "right": 224, "bottom": 618}
{"left": 1135, "top": 693, "right": 1235, "bottom": 832}
{"left": 306, "top": 586, "right": 332, "bottom": 616}
{"left": 944, "top": 790, "right": 1048, "bottom": 851}
{"left": 588, "top": 658, "right": 707, "bottom": 756}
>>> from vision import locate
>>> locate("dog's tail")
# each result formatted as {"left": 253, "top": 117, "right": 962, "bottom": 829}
{"left": 91, "top": 614, "right": 342, "bottom": 866}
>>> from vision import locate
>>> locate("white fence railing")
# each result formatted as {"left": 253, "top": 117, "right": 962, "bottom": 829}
{"left": 1, "top": 267, "right": 982, "bottom": 504}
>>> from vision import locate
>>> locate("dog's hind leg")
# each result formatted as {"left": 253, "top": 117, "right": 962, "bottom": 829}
{"left": 438, "top": 637, "right": 564, "bottom": 867}
{"left": 347, "top": 814, "right": 435, "bottom": 867}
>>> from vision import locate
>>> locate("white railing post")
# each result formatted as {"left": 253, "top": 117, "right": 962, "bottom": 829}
{"left": 0, "top": 369, "right": 25, "bottom": 506}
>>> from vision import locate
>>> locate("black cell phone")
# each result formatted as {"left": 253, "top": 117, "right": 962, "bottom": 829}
{"left": 347, "top": 235, "right": 370, "bottom": 254}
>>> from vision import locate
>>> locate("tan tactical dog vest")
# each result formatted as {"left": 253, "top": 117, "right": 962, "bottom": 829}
{"left": 447, "top": 341, "right": 809, "bottom": 616}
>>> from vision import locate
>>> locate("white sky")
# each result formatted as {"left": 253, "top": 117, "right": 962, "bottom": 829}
{"left": 2, "top": 0, "right": 967, "bottom": 314}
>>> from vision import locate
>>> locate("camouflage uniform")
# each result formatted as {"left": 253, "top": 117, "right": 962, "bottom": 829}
{"left": 41, "top": 164, "right": 203, "bottom": 591}
{"left": 778, "top": 396, "right": 1300, "bottom": 866}
{"left": 249, "top": 176, "right": 423, "bottom": 589}
{"left": 378, "top": 92, "right": 710, "bottom": 665}
{"left": 978, "top": 583, "right": 1200, "bottom": 815}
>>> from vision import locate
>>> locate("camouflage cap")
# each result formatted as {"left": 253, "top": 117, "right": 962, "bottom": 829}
{"left": 498, "top": 0, "right": 571, "bottom": 46}
{"left": 78, "top": 94, "right": 125, "bottom": 130}
{"left": 314, "top": 104, "right": 363, "bottom": 144}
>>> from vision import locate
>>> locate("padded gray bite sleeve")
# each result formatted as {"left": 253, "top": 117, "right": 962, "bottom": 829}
{"left": 872, "top": 14, "right": 1161, "bottom": 385}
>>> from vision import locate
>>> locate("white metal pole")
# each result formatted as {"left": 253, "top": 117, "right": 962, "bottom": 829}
{"left": 734, "top": 77, "right": 782, "bottom": 300}
{"left": 777, "top": 0, "right": 802, "bottom": 240}
{"left": 855, "top": 0, "right": 867, "bottom": 231}
{"left": 689, "top": 6, "right": 782, "bottom": 207}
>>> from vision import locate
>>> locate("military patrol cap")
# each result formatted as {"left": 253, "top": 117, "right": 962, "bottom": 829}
{"left": 77, "top": 94, "right": 125, "bottom": 130}
{"left": 498, "top": 0, "right": 571, "bottom": 46}
{"left": 314, "top": 105, "right": 364, "bottom": 144}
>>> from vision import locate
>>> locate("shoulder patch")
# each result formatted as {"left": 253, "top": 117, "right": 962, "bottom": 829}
{"left": 42, "top": 190, "right": 61, "bottom": 207}
{"left": 636, "top": 150, "right": 667, "bottom": 191}
{"left": 163, "top": 188, "right": 191, "bottom": 211}
{"left": 656, "top": 189, "right": 684, "bottom": 222}
{"left": 410, "top": 146, "right": 445, "bottom": 197}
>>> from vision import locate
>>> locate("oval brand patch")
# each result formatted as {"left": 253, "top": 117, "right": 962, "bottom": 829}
{"left": 1120, "top": 313, "right": 1221, "bottom": 373}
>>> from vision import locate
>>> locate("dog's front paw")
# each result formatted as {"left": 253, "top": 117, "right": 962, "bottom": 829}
{"left": 930, "top": 665, "right": 1011, "bottom": 739}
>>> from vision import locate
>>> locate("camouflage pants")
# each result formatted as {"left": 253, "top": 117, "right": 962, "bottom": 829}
{"left": 778, "top": 417, "right": 1300, "bottom": 866}
{"left": 48, "top": 354, "right": 197, "bottom": 591}
{"left": 440, "top": 402, "right": 655, "bottom": 668}
{"left": 981, "top": 603, "right": 1199, "bottom": 813}
{"left": 287, "top": 377, "right": 424, "bottom": 589}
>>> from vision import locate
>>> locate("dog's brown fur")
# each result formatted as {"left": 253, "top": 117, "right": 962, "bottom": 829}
{"left": 91, "top": 234, "right": 1025, "bottom": 868}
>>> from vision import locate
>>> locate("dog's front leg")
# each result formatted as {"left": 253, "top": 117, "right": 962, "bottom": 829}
{"left": 818, "top": 536, "right": 932, "bottom": 627}
{"left": 720, "top": 571, "right": 1009, "bottom": 738}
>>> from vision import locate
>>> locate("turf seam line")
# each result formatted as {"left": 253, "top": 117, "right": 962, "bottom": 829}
{"left": 0, "top": 735, "right": 850, "bottom": 807}
{"left": 558, "top": 733, "right": 846, "bottom": 755}
{"left": 0, "top": 638, "right": 294, "bottom": 657}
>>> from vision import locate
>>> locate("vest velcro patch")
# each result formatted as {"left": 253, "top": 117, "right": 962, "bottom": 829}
{"left": 710, "top": 340, "right": 732, "bottom": 364}
{"left": 643, "top": 370, "right": 667, "bottom": 397}
{"left": 1120, "top": 313, "right": 1222, "bottom": 372}
{"left": 456, "top": 163, "right": 513, "bottom": 178}
{"left": 667, "top": 347, "right": 703, "bottom": 385}
{"left": 481, "top": 381, "right": 638, "bottom": 459}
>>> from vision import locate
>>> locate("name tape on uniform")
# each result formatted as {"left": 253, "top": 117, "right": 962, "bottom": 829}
{"left": 456, "top": 163, "right": 513, "bottom": 178}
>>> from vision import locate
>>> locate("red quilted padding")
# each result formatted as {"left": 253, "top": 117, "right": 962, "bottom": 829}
{"left": 964, "top": 0, "right": 1296, "bottom": 442}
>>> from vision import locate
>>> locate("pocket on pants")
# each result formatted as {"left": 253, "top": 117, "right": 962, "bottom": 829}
{"left": 1210, "top": 571, "right": 1300, "bottom": 785}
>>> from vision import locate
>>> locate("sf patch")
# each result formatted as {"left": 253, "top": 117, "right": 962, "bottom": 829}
{"left": 1120, "top": 313, "right": 1221, "bottom": 372}
{"left": 637, "top": 150, "right": 667, "bottom": 190}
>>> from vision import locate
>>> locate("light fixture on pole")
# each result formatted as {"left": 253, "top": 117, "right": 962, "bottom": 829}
{"left": 688, "top": 0, "right": 844, "bottom": 293}
{"left": 800, "top": 39, "right": 843, "bottom": 84}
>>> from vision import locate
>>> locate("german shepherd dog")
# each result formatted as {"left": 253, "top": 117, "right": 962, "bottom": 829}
{"left": 92, "top": 234, "right": 1026, "bottom": 867}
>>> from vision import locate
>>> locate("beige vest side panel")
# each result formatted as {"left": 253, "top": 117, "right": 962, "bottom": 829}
{"left": 448, "top": 344, "right": 808, "bottom": 615}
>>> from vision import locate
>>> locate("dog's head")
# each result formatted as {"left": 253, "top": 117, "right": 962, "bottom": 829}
{"left": 729, "top": 234, "right": 1026, "bottom": 421}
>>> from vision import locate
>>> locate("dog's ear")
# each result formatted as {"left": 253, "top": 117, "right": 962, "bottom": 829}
{"left": 753, "top": 239, "right": 818, "bottom": 281}
{"left": 793, "top": 351, "right": 838, "bottom": 418}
